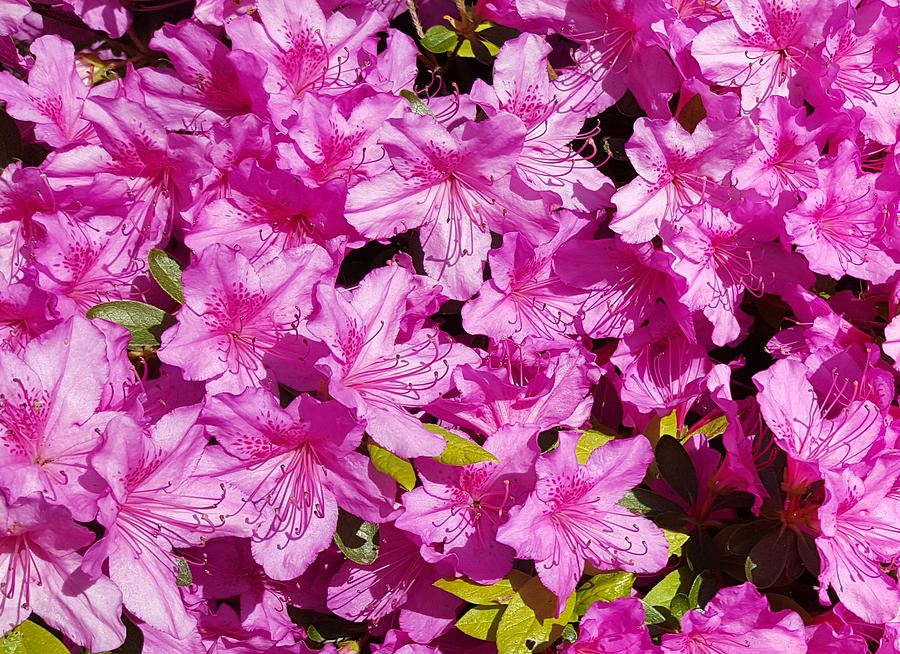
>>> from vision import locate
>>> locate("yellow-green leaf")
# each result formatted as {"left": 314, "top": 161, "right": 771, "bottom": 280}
{"left": 425, "top": 424, "right": 498, "bottom": 465}
{"left": 0, "top": 621, "right": 68, "bottom": 654}
{"left": 496, "top": 576, "right": 575, "bottom": 654}
{"left": 573, "top": 572, "right": 634, "bottom": 617}
{"left": 435, "top": 571, "right": 528, "bottom": 604}
{"left": 688, "top": 415, "right": 729, "bottom": 440}
{"left": 367, "top": 442, "right": 416, "bottom": 490}
{"left": 457, "top": 605, "right": 504, "bottom": 640}
{"left": 421, "top": 25, "right": 458, "bottom": 53}
{"left": 643, "top": 567, "right": 690, "bottom": 611}
{"left": 575, "top": 429, "right": 614, "bottom": 464}
{"left": 664, "top": 529, "right": 690, "bottom": 557}
{"left": 399, "top": 89, "right": 434, "bottom": 116}
{"left": 86, "top": 300, "right": 175, "bottom": 348}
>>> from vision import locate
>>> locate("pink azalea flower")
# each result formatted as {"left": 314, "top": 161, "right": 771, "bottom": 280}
{"left": 660, "top": 583, "right": 807, "bottom": 652}
{"left": 0, "top": 316, "right": 133, "bottom": 520}
{"left": 0, "top": 496, "right": 125, "bottom": 652}
{"left": 563, "top": 597, "right": 658, "bottom": 653}
{"left": 461, "top": 213, "right": 591, "bottom": 344}
{"left": 691, "top": 0, "right": 835, "bottom": 110}
{"left": 816, "top": 454, "right": 900, "bottom": 624}
{"left": 327, "top": 524, "right": 462, "bottom": 644}
{"left": 783, "top": 141, "right": 895, "bottom": 284}
{"left": 0, "top": 34, "right": 95, "bottom": 147}
{"left": 345, "top": 111, "right": 556, "bottom": 299}
{"left": 469, "top": 33, "right": 614, "bottom": 212}
{"left": 226, "top": 0, "right": 387, "bottom": 126}
{"left": 497, "top": 432, "right": 669, "bottom": 615}
{"left": 0, "top": 272, "right": 58, "bottom": 353}
{"left": 755, "top": 358, "right": 885, "bottom": 474}
{"left": 308, "top": 264, "right": 480, "bottom": 457}
{"left": 556, "top": 239, "right": 694, "bottom": 340}
{"left": 84, "top": 407, "right": 237, "bottom": 638}
{"left": 201, "top": 388, "right": 395, "bottom": 580}
{"left": 139, "top": 19, "right": 269, "bottom": 128}
{"left": 395, "top": 425, "right": 540, "bottom": 583}
{"left": 186, "top": 161, "right": 357, "bottom": 266}
{"left": 609, "top": 115, "right": 756, "bottom": 243}
{"left": 158, "top": 243, "right": 334, "bottom": 394}
{"left": 427, "top": 338, "right": 600, "bottom": 437}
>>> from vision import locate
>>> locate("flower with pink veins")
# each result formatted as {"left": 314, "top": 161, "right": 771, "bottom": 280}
{"left": 660, "top": 583, "right": 806, "bottom": 653}
{"left": 201, "top": 388, "right": 395, "bottom": 580}
{"left": 692, "top": 0, "right": 837, "bottom": 110}
{"left": 0, "top": 35, "right": 95, "bottom": 147}
{"left": 783, "top": 141, "right": 896, "bottom": 284}
{"left": 754, "top": 358, "right": 885, "bottom": 475}
{"left": 308, "top": 264, "right": 481, "bottom": 458}
{"left": 469, "top": 33, "right": 614, "bottom": 213}
{"left": 345, "top": 111, "right": 556, "bottom": 299}
{"left": 41, "top": 96, "right": 209, "bottom": 251}
{"left": 0, "top": 316, "right": 133, "bottom": 520}
{"left": 497, "top": 432, "right": 669, "bottom": 615}
{"left": 395, "top": 425, "right": 540, "bottom": 583}
{"left": 462, "top": 212, "right": 591, "bottom": 344}
{"left": 186, "top": 161, "right": 357, "bottom": 266}
{"left": 158, "top": 243, "right": 334, "bottom": 394}
{"left": 226, "top": 0, "right": 386, "bottom": 126}
{"left": 84, "top": 407, "right": 235, "bottom": 638}
{"left": 0, "top": 496, "right": 125, "bottom": 652}
{"left": 609, "top": 115, "right": 756, "bottom": 243}
{"left": 327, "top": 524, "right": 463, "bottom": 644}
{"left": 816, "top": 454, "right": 900, "bottom": 624}
{"left": 427, "top": 338, "right": 601, "bottom": 437}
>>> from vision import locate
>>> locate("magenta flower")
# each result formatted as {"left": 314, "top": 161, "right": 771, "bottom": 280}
{"left": 0, "top": 35, "right": 94, "bottom": 147}
{"left": 609, "top": 116, "right": 756, "bottom": 242}
{"left": 692, "top": 0, "right": 833, "bottom": 110}
{"left": 755, "top": 358, "right": 884, "bottom": 474}
{"left": 84, "top": 407, "right": 236, "bottom": 638}
{"left": 563, "top": 597, "right": 658, "bottom": 653}
{"left": 158, "top": 243, "right": 334, "bottom": 394}
{"left": 327, "top": 524, "right": 462, "bottom": 644}
{"left": 201, "top": 388, "right": 395, "bottom": 580}
{"left": 308, "top": 264, "right": 480, "bottom": 457}
{"left": 345, "top": 111, "right": 556, "bottom": 299}
{"left": 0, "top": 316, "right": 133, "bottom": 520}
{"left": 0, "top": 496, "right": 125, "bottom": 652}
{"left": 395, "top": 425, "right": 540, "bottom": 583}
{"left": 660, "top": 583, "right": 806, "bottom": 653}
{"left": 497, "top": 432, "right": 668, "bottom": 614}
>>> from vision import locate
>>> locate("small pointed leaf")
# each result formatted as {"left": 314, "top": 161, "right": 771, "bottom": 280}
{"left": 421, "top": 25, "right": 459, "bottom": 53}
{"left": 425, "top": 424, "right": 498, "bottom": 465}
{"left": 457, "top": 605, "right": 504, "bottom": 641}
{"left": 148, "top": 248, "right": 185, "bottom": 303}
{"left": 367, "top": 442, "right": 416, "bottom": 490}
{"left": 86, "top": 300, "right": 175, "bottom": 348}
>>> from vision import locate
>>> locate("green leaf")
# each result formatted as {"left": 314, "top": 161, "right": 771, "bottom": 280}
{"left": 496, "top": 575, "right": 575, "bottom": 654}
{"left": 641, "top": 601, "right": 667, "bottom": 625}
{"left": 421, "top": 25, "right": 459, "bottom": 53}
{"left": 574, "top": 429, "right": 613, "bottom": 464}
{"left": 660, "top": 410, "right": 679, "bottom": 438}
{"left": 560, "top": 623, "right": 577, "bottom": 644}
{"left": 176, "top": 557, "right": 192, "bottom": 587}
{"left": 334, "top": 513, "right": 379, "bottom": 564}
{"left": 147, "top": 248, "right": 185, "bottom": 304}
{"left": 86, "top": 300, "right": 175, "bottom": 348}
{"left": 655, "top": 434, "right": 698, "bottom": 505}
{"left": 688, "top": 414, "right": 728, "bottom": 440}
{"left": 457, "top": 605, "right": 504, "bottom": 641}
{"left": 0, "top": 621, "right": 68, "bottom": 654}
{"left": 670, "top": 593, "right": 691, "bottom": 620}
{"left": 573, "top": 571, "right": 634, "bottom": 616}
{"left": 399, "top": 89, "right": 434, "bottom": 116}
{"left": 664, "top": 529, "right": 690, "bottom": 557}
{"left": 367, "top": 442, "right": 416, "bottom": 490}
{"left": 435, "top": 571, "right": 527, "bottom": 605}
{"left": 425, "top": 424, "right": 498, "bottom": 465}
{"left": 458, "top": 36, "right": 500, "bottom": 62}
{"left": 643, "top": 568, "right": 689, "bottom": 611}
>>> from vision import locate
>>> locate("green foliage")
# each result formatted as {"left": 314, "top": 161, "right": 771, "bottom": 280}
{"left": 333, "top": 513, "right": 379, "bottom": 564}
{"left": 86, "top": 300, "right": 175, "bottom": 348}
{"left": 399, "top": 90, "right": 434, "bottom": 116}
{"left": 424, "top": 424, "right": 498, "bottom": 465}
{"left": 573, "top": 571, "right": 634, "bottom": 617}
{"left": 421, "top": 25, "right": 458, "bottom": 53}
{"left": 367, "top": 442, "right": 417, "bottom": 490}
{"left": 0, "top": 622, "right": 67, "bottom": 654}
{"left": 175, "top": 557, "right": 192, "bottom": 587}
{"left": 147, "top": 249, "right": 185, "bottom": 304}
{"left": 574, "top": 429, "right": 613, "bottom": 464}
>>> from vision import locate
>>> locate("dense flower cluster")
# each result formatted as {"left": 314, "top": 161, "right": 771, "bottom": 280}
{"left": 1, "top": 0, "right": 900, "bottom": 651}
